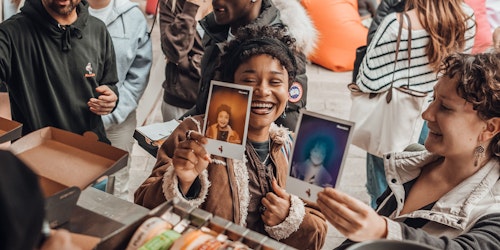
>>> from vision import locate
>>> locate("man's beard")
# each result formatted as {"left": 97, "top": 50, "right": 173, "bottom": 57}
{"left": 45, "top": 0, "right": 80, "bottom": 16}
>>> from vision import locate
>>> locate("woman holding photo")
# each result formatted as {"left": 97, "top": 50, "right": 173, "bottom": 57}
{"left": 135, "top": 26, "right": 326, "bottom": 250}
{"left": 320, "top": 52, "right": 500, "bottom": 249}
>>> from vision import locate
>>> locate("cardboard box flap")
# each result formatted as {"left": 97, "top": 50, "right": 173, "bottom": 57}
{"left": 0, "top": 117, "right": 22, "bottom": 143}
{"left": 45, "top": 186, "right": 81, "bottom": 228}
{"left": 10, "top": 127, "right": 128, "bottom": 190}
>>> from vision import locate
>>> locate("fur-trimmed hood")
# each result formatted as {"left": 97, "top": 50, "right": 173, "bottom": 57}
{"left": 272, "top": 0, "right": 318, "bottom": 57}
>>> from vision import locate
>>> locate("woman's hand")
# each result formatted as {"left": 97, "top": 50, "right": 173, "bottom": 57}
{"left": 317, "top": 188, "right": 387, "bottom": 242}
{"left": 261, "top": 179, "right": 291, "bottom": 226}
{"left": 172, "top": 130, "right": 210, "bottom": 194}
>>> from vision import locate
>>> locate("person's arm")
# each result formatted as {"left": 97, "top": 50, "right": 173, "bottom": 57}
{"left": 384, "top": 213, "right": 500, "bottom": 249}
{"left": 88, "top": 30, "right": 119, "bottom": 115}
{"left": 160, "top": 0, "right": 200, "bottom": 64}
{"left": 134, "top": 116, "right": 211, "bottom": 209}
{"left": 356, "top": 13, "right": 401, "bottom": 93}
{"left": 0, "top": 27, "right": 12, "bottom": 82}
{"left": 102, "top": 8, "right": 152, "bottom": 126}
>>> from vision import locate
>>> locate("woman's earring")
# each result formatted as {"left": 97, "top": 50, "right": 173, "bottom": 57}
{"left": 251, "top": 0, "right": 256, "bottom": 2}
{"left": 281, "top": 104, "right": 288, "bottom": 119}
{"left": 474, "top": 144, "right": 485, "bottom": 167}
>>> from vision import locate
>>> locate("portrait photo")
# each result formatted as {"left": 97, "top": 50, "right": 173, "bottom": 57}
{"left": 286, "top": 110, "right": 354, "bottom": 201}
{"left": 202, "top": 81, "right": 252, "bottom": 160}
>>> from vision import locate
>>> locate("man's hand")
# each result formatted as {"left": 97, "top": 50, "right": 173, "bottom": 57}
{"left": 87, "top": 85, "right": 117, "bottom": 115}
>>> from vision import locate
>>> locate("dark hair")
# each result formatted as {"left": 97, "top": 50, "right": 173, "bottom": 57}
{"left": 439, "top": 52, "right": 500, "bottom": 158}
{"left": 216, "top": 104, "right": 232, "bottom": 117}
{"left": 218, "top": 25, "right": 298, "bottom": 85}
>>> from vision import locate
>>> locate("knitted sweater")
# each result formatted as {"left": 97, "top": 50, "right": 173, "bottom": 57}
{"left": 356, "top": 5, "right": 476, "bottom": 93}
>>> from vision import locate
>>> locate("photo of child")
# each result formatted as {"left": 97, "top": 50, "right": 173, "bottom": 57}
{"left": 205, "top": 104, "right": 241, "bottom": 144}
{"left": 203, "top": 81, "right": 252, "bottom": 160}
{"left": 291, "top": 139, "right": 333, "bottom": 187}
{"left": 286, "top": 110, "right": 354, "bottom": 201}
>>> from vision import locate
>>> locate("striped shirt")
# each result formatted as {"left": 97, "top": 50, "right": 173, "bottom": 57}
{"left": 356, "top": 5, "right": 476, "bottom": 93}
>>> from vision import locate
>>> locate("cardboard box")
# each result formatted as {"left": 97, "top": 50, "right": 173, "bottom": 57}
{"left": 0, "top": 116, "right": 22, "bottom": 144}
{"left": 134, "top": 119, "right": 180, "bottom": 157}
{"left": 9, "top": 127, "right": 128, "bottom": 228}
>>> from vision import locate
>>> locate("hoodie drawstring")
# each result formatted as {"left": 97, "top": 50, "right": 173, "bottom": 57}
{"left": 58, "top": 24, "right": 83, "bottom": 52}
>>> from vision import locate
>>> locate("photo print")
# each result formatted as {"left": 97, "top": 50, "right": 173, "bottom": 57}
{"left": 286, "top": 110, "right": 354, "bottom": 202}
{"left": 202, "top": 80, "right": 252, "bottom": 160}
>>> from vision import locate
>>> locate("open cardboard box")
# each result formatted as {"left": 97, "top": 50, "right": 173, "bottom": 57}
{"left": 9, "top": 126, "right": 128, "bottom": 228}
{"left": 0, "top": 116, "right": 22, "bottom": 148}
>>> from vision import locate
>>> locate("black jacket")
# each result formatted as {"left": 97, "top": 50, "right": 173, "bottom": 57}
{"left": 0, "top": 0, "right": 118, "bottom": 143}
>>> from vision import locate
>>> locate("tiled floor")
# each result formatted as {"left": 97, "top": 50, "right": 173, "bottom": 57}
{"left": 127, "top": 9, "right": 370, "bottom": 250}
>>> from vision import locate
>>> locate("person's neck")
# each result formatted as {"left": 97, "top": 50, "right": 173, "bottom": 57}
{"left": 431, "top": 155, "right": 489, "bottom": 187}
{"left": 217, "top": 125, "right": 229, "bottom": 131}
{"left": 247, "top": 126, "right": 270, "bottom": 143}
{"left": 307, "top": 159, "right": 323, "bottom": 167}
{"left": 88, "top": 0, "right": 112, "bottom": 9}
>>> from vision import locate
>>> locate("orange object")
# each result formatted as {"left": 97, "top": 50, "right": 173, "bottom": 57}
{"left": 146, "top": 0, "right": 159, "bottom": 15}
{"left": 301, "top": 0, "right": 368, "bottom": 72}
{"left": 464, "top": 0, "right": 492, "bottom": 53}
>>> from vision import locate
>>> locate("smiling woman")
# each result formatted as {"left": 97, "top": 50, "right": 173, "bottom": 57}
{"left": 318, "top": 52, "right": 500, "bottom": 250}
{"left": 135, "top": 25, "right": 327, "bottom": 250}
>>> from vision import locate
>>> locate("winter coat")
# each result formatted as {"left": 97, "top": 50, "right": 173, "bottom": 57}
{"left": 336, "top": 150, "right": 500, "bottom": 249}
{"left": 98, "top": 0, "right": 153, "bottom": 127}
{"left": 135, "top": 116, "right": 327, "bottom": 250}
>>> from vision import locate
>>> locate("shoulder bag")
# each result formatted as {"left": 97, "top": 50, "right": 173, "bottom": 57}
{"left": 348, "top": 12, "right": 428, "bottom": 157}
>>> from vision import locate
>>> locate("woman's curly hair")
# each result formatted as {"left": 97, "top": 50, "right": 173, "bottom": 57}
{"left": 217, "top": 25, "right": 299, "bottom": 85}
{"left": 440, "top": 52, "right": 500, "bottom": 158}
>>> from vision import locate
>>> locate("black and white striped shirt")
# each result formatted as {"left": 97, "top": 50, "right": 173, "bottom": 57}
{"left": 356, "top": 5, "right": 476, "bottom": 93}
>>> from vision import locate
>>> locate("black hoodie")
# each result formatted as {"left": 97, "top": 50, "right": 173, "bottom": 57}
{"left": 0, "top": 0, "right": 118, "bottom": 143}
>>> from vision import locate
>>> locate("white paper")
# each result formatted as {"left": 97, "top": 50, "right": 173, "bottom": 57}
{"left": 136, "top": 119, "right": 180, "bottom": 141}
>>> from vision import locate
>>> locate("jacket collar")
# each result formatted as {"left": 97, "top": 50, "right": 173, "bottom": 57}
{"left": 386, "top": 151, "right": 500, "bottom": 230}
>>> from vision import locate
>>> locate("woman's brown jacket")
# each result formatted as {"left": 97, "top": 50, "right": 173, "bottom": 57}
{"left": 135, "top": 116, "right": 327, "bottom": 250}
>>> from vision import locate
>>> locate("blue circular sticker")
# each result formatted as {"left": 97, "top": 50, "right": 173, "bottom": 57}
{"left": 289, "top": 82, "right": 303, "bottom": 103}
